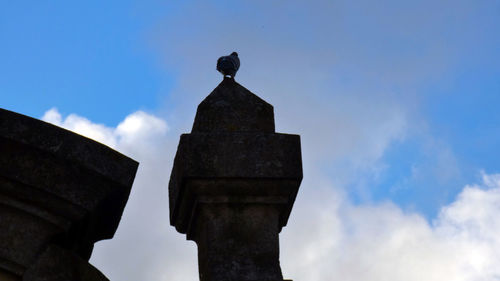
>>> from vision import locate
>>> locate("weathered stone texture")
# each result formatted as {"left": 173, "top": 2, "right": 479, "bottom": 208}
{"left": 192, "top": 78, "right": 275, "bottom": 133}
{"left": 23, "top": 245, "right": 109, "bottom": 281}
{"left": 169, "top": 78, "right": 302, "bottom": 281}
{"left": 0, "top": 108, "right": 138, "bottom": 280}
{"left": 194, "top": 204, "right": 283, "bottom": 281}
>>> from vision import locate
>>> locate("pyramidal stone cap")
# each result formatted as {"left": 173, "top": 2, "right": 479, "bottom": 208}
{"left": 192, "top": 77, "right": 275, "bottom": 133}
{"left": 169, "top": 78, "right": 303, "bottom": 236}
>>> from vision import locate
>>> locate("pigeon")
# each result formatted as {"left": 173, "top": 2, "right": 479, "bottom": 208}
{"left": 217, "top": 52, "right": 240, "bottom": 78}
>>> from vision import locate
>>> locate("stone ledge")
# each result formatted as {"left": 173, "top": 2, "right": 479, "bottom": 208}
{"left": 0, "top": 108, "right": 137, "bottom": 187}
{"left": 169, "top": 132, "right": 302, "bottom": 232}
{"left": 172, "top": 178, "right": 301, "bottom": 237}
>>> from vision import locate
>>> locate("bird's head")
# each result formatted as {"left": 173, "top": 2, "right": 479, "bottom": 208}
{"left": 230, "top": 52, "right": 238, "bottom": 57}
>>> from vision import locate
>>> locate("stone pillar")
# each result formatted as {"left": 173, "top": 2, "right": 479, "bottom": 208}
{"left": 169, "top": 78, "right": 303, "bottom": 281}
{"left": 0, "top": 108, "right": 138, "bottom": 281}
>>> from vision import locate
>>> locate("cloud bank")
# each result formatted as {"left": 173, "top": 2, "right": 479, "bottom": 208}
{"left": 42, "top": 108, "right": 500, "bottom": 281}
{"left": 282, "top": 172, "right": 500, "bottom": 281}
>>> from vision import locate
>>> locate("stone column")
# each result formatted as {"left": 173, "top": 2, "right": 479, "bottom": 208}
{"left": 0, "top": 108, "right": 138, "bottom": 281}
{"left": 169, "top": 78, "right": 303, "bottom": 281}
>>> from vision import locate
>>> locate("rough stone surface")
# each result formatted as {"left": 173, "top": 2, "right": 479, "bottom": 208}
{"left": 0, "top": 108, "right": 138, "bottom": 280}
{"left": 192, "top": 77, "right": 275, "bottom": 133}
{"left": 194, "top": 204, "right": 282, "bottom": 281}
{"left": 23, "top": 245, "right": 109, "bottom": 281}
{"left": 169, "top": 132, "right": 302, "bottom": 233}
{"left": 0, "top": 269, "right": 20, "bottom": 281}
{"left": 169, "top": 79, "right": 302, "bottom": 281}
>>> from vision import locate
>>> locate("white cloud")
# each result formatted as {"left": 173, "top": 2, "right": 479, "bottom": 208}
{"left": 116, "top": 111, "right": 168, "bottom": 144}
{"left": 282, "top": 172, "right": 500, "bottom": 281}
{"left": 42, "top": 108, "right": 118, "bottom": 148}
{"left": 42, "top": 109, "right": 500, "bottom": 281}
{"left": 42, "top": 108, "right": 168, "bottom": 158}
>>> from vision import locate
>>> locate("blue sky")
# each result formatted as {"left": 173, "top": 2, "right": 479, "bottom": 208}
{"left": 2, "top": 1, "right": 500, "bottom": 280}
{"left": 2, "top": 0, "right": 499, "bottom": 217}
{"left": 1, "top": 1, "right": 171, "bottom": 123}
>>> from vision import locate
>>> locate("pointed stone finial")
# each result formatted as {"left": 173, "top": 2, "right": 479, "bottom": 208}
{"left": 192, "top": 78, "right": 274, "bottom": 133}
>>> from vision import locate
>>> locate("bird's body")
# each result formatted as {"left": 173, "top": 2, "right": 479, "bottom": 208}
{"left": 217, "top": 52, "right": 240, "bottom": 78}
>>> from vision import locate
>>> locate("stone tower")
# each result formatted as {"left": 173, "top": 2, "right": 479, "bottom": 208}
{"left": 0, "top": 108, "right": 138, "bottom": 281}
{"left": 169, "top": 78, "right": 303, "bottom": 281}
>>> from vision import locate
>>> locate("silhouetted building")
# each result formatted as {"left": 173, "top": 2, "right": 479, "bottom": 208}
{"left": 0, "top": 109, "right": 138, "bottom": 281}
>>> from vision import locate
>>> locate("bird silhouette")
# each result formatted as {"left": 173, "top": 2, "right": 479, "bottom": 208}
{"left": 217, "top": 52, "right": 240, "bottom": 79}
